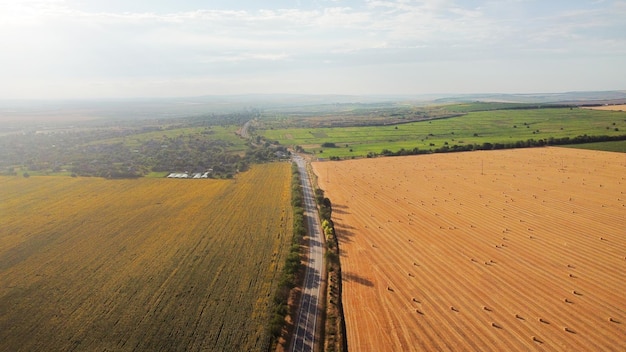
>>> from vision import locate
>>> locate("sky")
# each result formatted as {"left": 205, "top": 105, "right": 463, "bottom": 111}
{"left": 0, "top": 0, "right": 625, "bottom": 99}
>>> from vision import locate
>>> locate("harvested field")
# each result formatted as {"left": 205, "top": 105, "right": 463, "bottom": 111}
{"left": 0, "top": 163, "right": 292, "bottom": 352}
{"left": 312, "top": 148, "right": 626, "bottom": 351}
{"left": 584, "top": 104, "right": 626, "bottom": 111}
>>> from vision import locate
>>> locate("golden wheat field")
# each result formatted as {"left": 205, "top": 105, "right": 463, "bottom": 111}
{"left": 0, "top": 163, "right": 292, "bottom": 352}
{"left": 313, "top": 147, "right": 626, "bottom": 351}
{"left": 584, "top": 104, "right": 626, "bottom": 111}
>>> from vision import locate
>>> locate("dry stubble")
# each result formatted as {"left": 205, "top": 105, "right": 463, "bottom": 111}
{"left": 313, "top": 147, "right": 625, "bottom": 351}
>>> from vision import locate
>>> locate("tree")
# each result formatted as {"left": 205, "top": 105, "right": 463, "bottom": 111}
{"left": 315, "top": 189, "right": 325, "bottom": 204}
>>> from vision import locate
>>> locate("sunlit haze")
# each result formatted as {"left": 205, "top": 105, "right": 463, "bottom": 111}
{"left": 1, "top": 0, "right": 625, "bottom": 99}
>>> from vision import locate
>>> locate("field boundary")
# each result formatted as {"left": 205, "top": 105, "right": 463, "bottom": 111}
{"left": 272, "top": 163, "right": 306, "bottom": 351}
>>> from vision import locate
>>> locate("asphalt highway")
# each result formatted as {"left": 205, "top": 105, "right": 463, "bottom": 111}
{"left": 290, "top": 156, "right": 324, "bottom": 352}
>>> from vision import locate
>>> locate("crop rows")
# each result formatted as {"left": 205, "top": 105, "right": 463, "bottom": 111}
{"left": 312, "top": 147, "right": 625, "bottom": 351}
{"left": 0, "top": 162, "right": 292, "bottom": 351}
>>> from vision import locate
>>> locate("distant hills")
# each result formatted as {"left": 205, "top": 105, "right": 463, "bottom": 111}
{"left": 429, "top": 91, "right": 626, "bottom": 105}
{"left": 1, "top": 91, "right": 625, "bottom": 122}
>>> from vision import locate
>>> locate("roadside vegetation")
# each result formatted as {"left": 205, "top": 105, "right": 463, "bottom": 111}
{"left": 314, "top": 188, "right": 347, "bottom": 352}
{"left": 269, "top": 162, "right": 306, "bottom": 350}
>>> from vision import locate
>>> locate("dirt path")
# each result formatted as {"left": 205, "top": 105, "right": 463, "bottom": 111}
{"left": 312, "top": 147, "right": 626, "bottom": 351}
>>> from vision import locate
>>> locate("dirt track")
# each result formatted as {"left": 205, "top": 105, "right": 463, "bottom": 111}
{"left": 312, "top": 147, "right": 626, "bottom": 351}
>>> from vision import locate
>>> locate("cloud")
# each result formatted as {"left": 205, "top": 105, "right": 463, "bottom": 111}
{"left": 0, "top": 0, "right": 624, "bottom": 98}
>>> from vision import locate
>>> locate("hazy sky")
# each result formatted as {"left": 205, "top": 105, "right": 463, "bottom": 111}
{"left": 1, "top": 0, "right": 624, "bottom": 99}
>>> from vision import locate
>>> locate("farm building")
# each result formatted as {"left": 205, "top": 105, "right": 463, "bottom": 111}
{"left": 167, "top": 170, "right": 212, "bottom": 179}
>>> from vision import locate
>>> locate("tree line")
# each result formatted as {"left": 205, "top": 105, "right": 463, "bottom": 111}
{"left": 315, "top": 188, "right": 347, "bottom": 352}
{"left": 269, "top": 163, "right": 306, "bottom": 347}
{"left": 366, "top": 134, "right": 626, "bottom": 158}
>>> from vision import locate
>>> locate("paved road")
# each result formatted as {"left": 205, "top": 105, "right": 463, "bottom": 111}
{"left": 238, "top": 120, "right": 252, "bottom": 138}
{"left": 290, "top": 156, "right": 324, "bottom": 352}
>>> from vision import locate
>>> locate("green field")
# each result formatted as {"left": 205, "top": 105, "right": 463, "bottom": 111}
{"left": 560, "top": 140, "right": 626, "bottom": 153}
{"left": 259, "top": 108, "right": 626, "bottom": 157}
